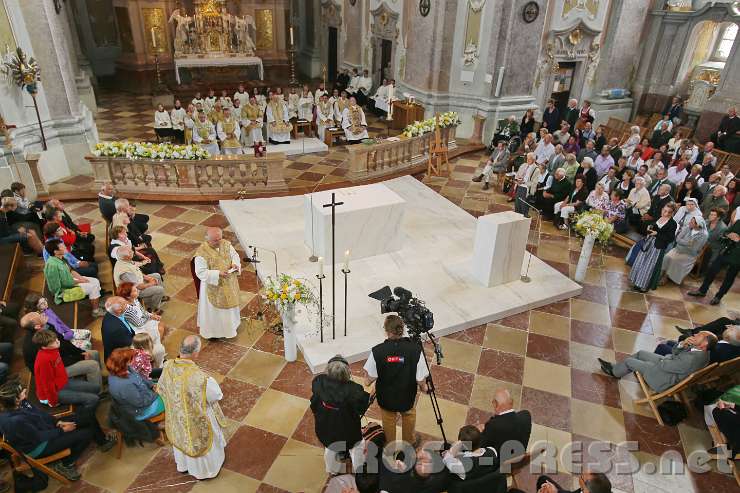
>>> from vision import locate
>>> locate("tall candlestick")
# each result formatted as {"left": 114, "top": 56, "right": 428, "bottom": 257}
{"left": 289, "top": 26, "right": 294, "bottom": 46}
{"left": 318, "top": 257, "right": 324, "bottom": 276}
{"left": 151, "top": 27, "right": 157, "bottom": 49}
{"left": 343, "top": 249, "right": 350, "bottom": 270}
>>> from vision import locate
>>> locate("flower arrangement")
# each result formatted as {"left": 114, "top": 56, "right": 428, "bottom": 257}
{"left": 92, "top": 141, "right": 210, "bottom": 160}
{"left": 402, "top": 111, "right": 459, "bottom": 138}
{"left": 573, "top": 210, "right": 614, "bottom": 245}
{"left": 264, "top": 274, "right": 316, "bottom": 311}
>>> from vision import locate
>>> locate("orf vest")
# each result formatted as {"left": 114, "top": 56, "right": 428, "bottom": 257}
{"left": 372, "top": 338, "right": 422, "bottom": 412}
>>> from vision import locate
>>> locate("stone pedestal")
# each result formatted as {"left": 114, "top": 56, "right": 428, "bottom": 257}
{"left": 151, "top": 93, "right": 175, "bottom": 109}
{"left": 304, "top": 183, "right": 406, "bottom": 261}
{"left": 470, "top": 115, "right": 487, "bottom": 145}
{"left": 472, "top": 211, "right": 531, "bottom": 287}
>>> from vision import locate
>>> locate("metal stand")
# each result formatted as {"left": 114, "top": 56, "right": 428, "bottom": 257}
{"left": 322, "top": 193, "right": 344, "bottom": 340}
{"left": 411, "top": 332, "right": 448, "bottom": 447}
{"left": 152, "top": 50, "right": 168, "bottom": 94}
{"left": 341, "top": 268, "right": 350, "bottom": 337}
{"left": 288, "top": 47, "right": 298, "bottom": 86}
{"left": 316, "top": 274, "right": 326, "bottom": 342}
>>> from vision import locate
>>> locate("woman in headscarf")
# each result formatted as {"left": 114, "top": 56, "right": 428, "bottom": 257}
{"left": 660, "top": 216, "right": 708, "bottom": 285}
{"left": 629, "top": 202, "right": 678, "bottom": 292}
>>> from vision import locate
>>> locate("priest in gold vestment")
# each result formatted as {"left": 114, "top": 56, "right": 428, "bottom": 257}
{"left": 216, "top": 108, "right": 243, "bottom": 155}
{"left": 158, "top": 335, "right": 226, "bottom": 479}
{"left": 266, "top": 93, "right": 292, "bottom": 144}
{"left": 341, "top": 97, "right": 369, "bottom": 143}
{"left": 193, "top": 227, "right": 241, "bottom": 339}
{"left": 240, "top": 96, "right": 265, "bottom": 146}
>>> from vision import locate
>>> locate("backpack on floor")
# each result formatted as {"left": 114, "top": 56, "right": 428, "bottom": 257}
{"left": 658, "top": 401, "right": 687, "bottom": 426}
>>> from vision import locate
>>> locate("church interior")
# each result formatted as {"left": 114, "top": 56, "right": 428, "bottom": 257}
{"left": 0, "top": 0, "right": 739, "bottom": 492}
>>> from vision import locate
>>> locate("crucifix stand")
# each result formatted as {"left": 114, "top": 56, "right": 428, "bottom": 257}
{"left": 427, "top": 114, "right": 450, "bottom": 177}
{"left": 323, "top": 192, "right": 344, "bottom": 340}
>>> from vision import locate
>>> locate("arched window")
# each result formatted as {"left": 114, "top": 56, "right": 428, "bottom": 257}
{"left": 713, "top": 23, "right": 737, "bottom": 61}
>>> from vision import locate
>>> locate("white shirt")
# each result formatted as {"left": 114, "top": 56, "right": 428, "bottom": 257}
{"left": 534, "top": 141, "right": 555, "bottom": 165}
{"left": 666, "top": 166, "right": 688, "bottom": 185}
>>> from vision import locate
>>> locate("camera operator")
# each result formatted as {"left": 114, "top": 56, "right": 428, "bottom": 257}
{"left": 311, "top": 355, "right": 372, "bottom": 474}
{"left": 364, "top": 315, "right": 429, "bottom": 446}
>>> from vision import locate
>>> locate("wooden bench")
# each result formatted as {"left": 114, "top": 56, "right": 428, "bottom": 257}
{"left": 292, "top": 120, "right": 312, "bottom": 139}
{"left": 0, "top": 436, "right": 72, "bottom": 485}
{"left": 0, "top": 243, "right": 22, "bottom": 302}
{"left": 114, "top": 411, "right": 167, "bottom": 459}
{"left": 324, "top": 127, "right": 345, "bottom": 147}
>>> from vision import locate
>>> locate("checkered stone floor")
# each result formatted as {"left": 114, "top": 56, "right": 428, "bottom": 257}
{"left": 15, "top": 91, "right": 740, "bottom": 492}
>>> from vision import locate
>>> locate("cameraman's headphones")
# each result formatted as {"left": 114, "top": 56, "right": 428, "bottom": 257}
{"left": 328, "top": 355, "right": 349, "bottom": 367}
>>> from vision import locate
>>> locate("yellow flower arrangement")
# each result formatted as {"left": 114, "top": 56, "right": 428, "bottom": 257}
{"left": 264, "top": 273, "right": 316, "bottom": 310}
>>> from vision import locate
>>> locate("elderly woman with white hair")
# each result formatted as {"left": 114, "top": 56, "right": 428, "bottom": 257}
{"left": 310, "top": 355, "right": 371, "bottom": 474}
{"left": 586, "top": 182, "right": 609, "bottom": 212}
{"left": 660, "top": 215, "right": 708, "bottom": 285}
{"left": 620, "top": 125, "right": 642, "bottom": 157}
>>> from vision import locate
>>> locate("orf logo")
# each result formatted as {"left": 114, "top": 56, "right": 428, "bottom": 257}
{"left": 386, "top": 356, "right": 405, "bottom": 363}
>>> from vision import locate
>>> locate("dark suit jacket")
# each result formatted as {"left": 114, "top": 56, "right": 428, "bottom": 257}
{"left": 711, "top": 342, "right": 740, "bottom": 364}
{"left": 98, "top": 195, "right": 116, "bottom": 222}
{"left": 480, "top": 410, "right": 532, "bottom": 455}
{"left": 647, "top": 195, "right": 672, "bottom": 219}
{"left": 101, "top": 312, "right": 135, "bottom": 363}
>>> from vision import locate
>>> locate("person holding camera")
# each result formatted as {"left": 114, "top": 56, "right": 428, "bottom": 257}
{"left": 364, "top": 315, "right": 429, "bottom": 446}
{"left": 311, "top": 355, "right": 371, "bottom": 474}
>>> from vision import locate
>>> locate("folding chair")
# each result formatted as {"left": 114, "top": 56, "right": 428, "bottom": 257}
{"left": 0, "top": 436, "right": 71, "bottom": 485}
{"left": 634, "top": 363, "right": 718, "bottom": 425}
{"left": 693, "top": 356, "right": 740, "bottom": 387}
{"left": 115, "top": 411, "right": 167, "bottom": 460}
{"left": 502, "top": 451, "right": 532, "bottom": 490}
{"left": 25, "top": 373, "right": 74, "bottom": 418}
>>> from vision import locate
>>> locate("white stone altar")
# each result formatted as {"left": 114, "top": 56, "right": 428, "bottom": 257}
{"left": 472, "top": 211, "right": 531, "bottom": 287}
{"left": 221, "top": 176, "right": 582, "bottom": 373}
{"left": 303, "top": 184, "right": 406, "bottom": 261}
{"left": 174, "top": 55, "right": 264, "bottom": 84}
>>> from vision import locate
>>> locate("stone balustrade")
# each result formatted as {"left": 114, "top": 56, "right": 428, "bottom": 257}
{"left": 347, "top": 126, "right": 457, "bottom": 181}
{"left": 86, "top": 153, "right": 288, "bottom": 198}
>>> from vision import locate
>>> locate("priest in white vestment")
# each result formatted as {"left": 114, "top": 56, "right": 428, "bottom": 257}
{"left": 217, "top": 108, "right": 243, "bottom": 155}
{"left": 233, "top": 83, "right": 250, "bottom": 108}
{"left": 334, "top": 92, "right": 350, "bottom": 122}
{"left": 204, "top": 90, "right": 217, "bottom": 113}
{"left": 154, "top": 104, "right": 172, "bottom": 140}
{"left": 372, "top": 79, "right": 390, "bottom": 115}
{"left": 240, "top": 96, "right": 265, "bottom": 146}
{"left": 314, "top": 82, "right": 328, "bottom": 102}
{"left": 316, "top": 94, "right": 335, "bottom": 141}
{"left": 298, "top": 85, "right": 315, "bottom": 121}
{"left": 287, "top": 87, "right": 300, "bottom": 119}
{"left": 193, "top": 227, "right": 241, "bottom": 339}
{"left": 342, "top": 97, "right": 369, "bottom": 143}
{"left": 266, "top": 94, "right": 292, "bottom": 144}
{"left": 158, "top": 335, "right": 226, "bottom": 480}
{"left": 192, "top": 112, "right": 220, "bottom": 155}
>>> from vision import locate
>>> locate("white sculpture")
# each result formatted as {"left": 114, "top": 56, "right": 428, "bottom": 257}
{"left": 687, "top": 79, "right": 715, "bottom": 110}
{"left": 168, "top": 9, "right": 193, "bottom": 54}
{"left": 235, "top": 15, "right": 257, "bottom": 55}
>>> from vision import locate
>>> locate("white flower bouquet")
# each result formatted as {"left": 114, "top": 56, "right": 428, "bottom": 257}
{"left": 573, "top": 210, "right": 614, "bottom": 245}
{"left": 92, "top": 141, "right": 210, "bottom": 160}
{"left": 264, "top": 274, "right": 316, "bottom": 311}
{"left": 402, "top": 111, "right": 460, "bottom": 138}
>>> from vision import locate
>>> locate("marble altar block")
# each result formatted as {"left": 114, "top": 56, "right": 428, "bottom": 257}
{"left": 303, "top": 184, "right": 406, "bottom": 261}
{"left": 221, "top": 176, "right": 582, "bottom": 373}
{"left": 472, "top": 212, "right": 531, "bottom": 287}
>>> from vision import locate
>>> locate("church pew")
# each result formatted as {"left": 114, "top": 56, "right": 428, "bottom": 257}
{"left": 0, "top": 243, "right": 22, "bottom": 302}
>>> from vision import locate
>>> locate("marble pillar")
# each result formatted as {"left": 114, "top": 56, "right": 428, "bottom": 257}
{"left": 343, "top": 0, "right": 362, "bottom": 68}
{"left": 472, "top": 212, "right": 531, "bottom": 287}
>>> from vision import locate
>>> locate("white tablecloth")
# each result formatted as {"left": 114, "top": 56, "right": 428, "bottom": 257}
{"left": 174, "top": 55, "right": 264, "bottom": 84}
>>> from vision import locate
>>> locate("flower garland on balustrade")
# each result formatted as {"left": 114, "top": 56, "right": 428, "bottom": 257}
{"left": 92, "top": 141, "right": 210, "bottom": 160}
{"left": 402, "top": 111, "right": 460, "bottom": 138}
{"left": 573, "top": 210, "right": 614, "bottom": 245}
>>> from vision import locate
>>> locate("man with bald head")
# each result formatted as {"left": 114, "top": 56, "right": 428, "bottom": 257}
{"left": 113, "top": 245, "right": 167, "bottom": 311}
{"left": 101, "top": 296, "right": 133, "bottom": 362}
{"left": 192, "top": 227, "right": 241, "bottom": 339}
{"left": 477, "top": 387, "right": 532, "bottom": 458}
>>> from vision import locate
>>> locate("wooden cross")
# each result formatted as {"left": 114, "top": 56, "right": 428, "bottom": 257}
{"left": 323, "top": 192, "right": 344, "bottom": 340}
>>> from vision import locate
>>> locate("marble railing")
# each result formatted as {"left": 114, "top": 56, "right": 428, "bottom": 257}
{"left": 347, "top": 126, "right": 457, "bottom": 181}
{"left": 86, "top": 153, "right": 288, "bottom": 197}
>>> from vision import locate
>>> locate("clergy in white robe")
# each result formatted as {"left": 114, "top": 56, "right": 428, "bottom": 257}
{"left": 316, "top": 95, "right": 335, "bottom": 141}
{"left": 334, "top": 93, "right": 350, "bottom": 122}
{"left": 353, "top": 70, "right": 373, "bottom": 105}
{"left": 217, "top": 108, "right": 243, "bottom": 155}
{"left": 192, "top": 113, "right": 220, "bottom": 155}
{"left": 372, "top": 80, "right": 390, "bottom": 114}
{"left": 193, "top": 228, "right": 241, "bottom": 339}
{"left": 204, "top": 91, "right": 217, "bottom": 113}
{"left": 154, "top": 104, "right": 172, "bottom": 140}
{"left": 240, "top": 97, "right": 265, "bottom": 146}
{"left": 191, "top": 93, "right": 205, "bottom": 109}
{"left": 298, "top": 87, "right": 315, "bottom": 121}
{"left": 342, "top": 98, "right": 369, "bottom": 143}
{"left": 266, "top": 95, "right": 292, "bottom": 144}
{"left": 314, "top": 83, "right": 328, "bottom": 102}
{"left": 233, "top": 84, "right": 250, "bottom": 108}
{"left": 170, "top": 100, "right": 187, "bottom": 143}
{"left": 218, "top": 90, "right": 233, "bottom": 110}
{"left": 184, "top": 109, "right": 195, "bottom": 144}
{"left": 287, "top": 89, "right": 300, "bottom": 119}
{"left": 158, "top": 336, "right": 226, "bottom": 480}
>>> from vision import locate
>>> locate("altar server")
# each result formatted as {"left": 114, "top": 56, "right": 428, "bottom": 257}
{"left": 193, "top": 112, "right": 220, "bottom": 155}
{"left": 204, "top": 89, "right": 217, "bottom": 113}
{"left": 287, "top": 87, "right": 300, "bottom": 120}
{"left": 154, "top": 104, "right": 173, "bottom": 140}
{"left": 266, "top": 93, "right": 292, "bottom": 144}
{"left": 192, "top": 91, "right": 205, "bottom": 109}
{"left": 192, "top": 227, "right": 241, "bottom": 340}
{"left": 352, "top": 69, "right": 373, "bottom": 106}
{"left": 184, "top": 104, "right": 196, "bottom": 145}
{"left": 252, "top": 87, "right": 267, "bottom": 112}
{"left": 314, "top": 82, "right": 328, "bottom": 102}
{"left": 170, "top": 99, "right": 186, "bottom": 143}
{"left": 342, "top": 97, "right": 369, "bottom": 143}
{"left": 316, "top": 94, "right": 335, "bottom": 141}
{"left": 217, "top": 108, "right": 243, "bottom": 155}
{"left": 372, "top": 79, "right": 390, "bottom": 115}
{"left": 218, "top": 89, "right": 233, "bottom": 110}
{"left": 241, "top": 95, "right": 265, "bottom": 146}
{"left": 233, "top": 83, "right": 249, "bottom": 108}
{"left": 334, "top": 91, "right": 350, "bottom": 122}
{"left": 298, "top": 85, "right": 315, "bottom": 121}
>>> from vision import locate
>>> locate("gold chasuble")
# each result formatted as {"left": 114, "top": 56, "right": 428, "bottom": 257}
{"left": 195, "top": 120, "right": 213, "bottom": 143}
{"left": 318, "top": 101, "right": 333, "bottom": 122}
{"left": 209, "top": 109, "right": 224, "bottom": 125}
{"left": 221, "top": 117, "right": 240, "bottom": 149}
{"left": 193, "top": 239, "right": 239, "bottom": 309}
{"left": 269, "top": 101, "right": 291, "bottom": 133}
{"left": 242, "top": 103, "right": 262, "bottom": 130}
{"left": 349, "top": 105, "right": 364, "bottom": 134}
{"left": 158, "top": 359, "right": 226, "bottom": 457}
{"left": 336, "top": 98, "right": 349, "bottom": 116}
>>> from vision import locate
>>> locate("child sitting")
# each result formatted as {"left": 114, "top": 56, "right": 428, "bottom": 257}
{"left": 25, "top": 293, "right": 92, "bottom": 350}
{"left": 131, "top": 333, "right": 161, "bottom": 380}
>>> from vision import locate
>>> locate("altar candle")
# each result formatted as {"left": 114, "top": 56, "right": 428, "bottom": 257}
{"left": 151, "top": 27, "right": 157, "bottom": 49}
{"left": 318, "top": 257, "right": 324, "bottom": 276}
{"left": 289, "top": 26, "right": 294, "bottom": 46}
{"left": 343, "top": 250, "right": 350, "bottom": 270}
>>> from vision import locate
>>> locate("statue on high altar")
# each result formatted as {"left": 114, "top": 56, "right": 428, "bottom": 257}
{"left": 170, "top": 0, "right": 257, "bottom": 58}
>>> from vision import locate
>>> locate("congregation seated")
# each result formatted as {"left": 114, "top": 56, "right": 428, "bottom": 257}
{"left": 24, "top": 293, "right": 92, "bottom": 351}
{"left": 554, "top": 176, "right": 588, "bottom": 229}
{"left": 655, "top": 326, "right": 739, "bottom": 364}
{"left": 676, "top": 177, "right": 703, "bottom": 205}
{"left": 116, "top": 282, "right": 167, "bottom": 369}
{"left": 101, "top": 296, "right": 134, "bottom": 363}
{"left": 113, "top": 246, "right": 167, "bottom": 312}
{"left": 44, "top": 203, "right": 95, "bottom": 262}
{"left": 0, "top": 196, "right": 43, "bottom": 255}
{"left": 700, "top": 184, "right": 729, "bottom": 220}
{"left": 43, "top": 222, "right": 99, "bottom": 279}
{"left": 378, "top": 445, "right": 452, "bottom": 493}
{"left": 659, "top": 216, "right": 707, "bottom": 286}
{"left": 43, "top": 239, "right": 104, "bottom": 317}
{"left": 442, "top": 425, "right": 501, "bottom": 482}
{"left": 114, "top": 196, "right": 149, "bottom": 234}
{"left": 106, "top": 348, "right": 164, "bottom": 421}
{"left": 7, "top": 182, "right": 43, "bottom": 237}
{"left": 598, "top": 331, "right": 717, "bottom": 392}
{"left": 0, "top": 379, "right": 115, "bottom": 483}
{"left": 478, "top": 388, "right": 532, "bottom": 456}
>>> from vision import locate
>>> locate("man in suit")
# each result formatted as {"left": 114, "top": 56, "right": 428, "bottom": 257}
{"left": 101, "top": 296, "right": 134, "bottom": 363}
{"left": 648, "top": 168, "right": 674, "bottom": 197}
{"left": 478, "top": 388, "right": 532, "bottom": 458}
{"left": 655, "top": 328, "right": 739, "bottom": 363}
{"left": 598, "top": 331, "right": 717, "bottom": 392}
{"left": 511, "top": 471, "right": 612, "bottom": 493}
{"left": 675, "top": 312, "right": 739, "bottom": 339}
{"left": 699, "top": 172, "right": 722, "bottom": 197}
{"left": 98, "top": 183, "right": 117, "bottom": 222}
{"left": 664, "top": 96, "right": 683, "bottom": 125}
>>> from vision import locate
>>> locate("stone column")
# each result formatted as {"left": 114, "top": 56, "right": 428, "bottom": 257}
{"left": 342, "top": 0, "right": 362, "bottom": 68}
{"left": 65, "top": 0, "right": 98, "bottom": 113}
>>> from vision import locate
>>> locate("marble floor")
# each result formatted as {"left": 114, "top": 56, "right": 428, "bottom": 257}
{"left": 16, "top": 90, "right": 740, "bottom": 492}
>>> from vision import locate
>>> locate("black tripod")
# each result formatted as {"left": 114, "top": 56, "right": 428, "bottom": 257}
{"left": 410, "top": 329, "right": 448, "bottom": 448}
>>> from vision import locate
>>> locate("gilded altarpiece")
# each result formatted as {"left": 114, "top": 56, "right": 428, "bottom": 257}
{"left": 0, "top": 0, "right": 16, "bottom": 53}
{"left": 141, "top": 7, "right": 167, "bottom": 54}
